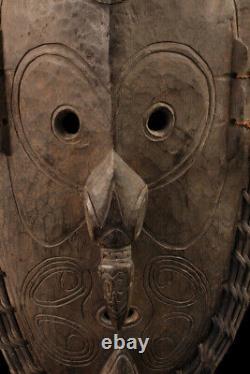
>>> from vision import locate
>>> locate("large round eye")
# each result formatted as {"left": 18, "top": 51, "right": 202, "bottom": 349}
{"left": 144, "top": 103, "right": 175, "bottom": 141}
{"left": 116, "top": 43, "right": 215, "bottom": 188}
{"left": 52, "top": 107, "right": 81, "bottom": 142}
{"left": 12, "top": 44, "right": 111, "bottom": 189}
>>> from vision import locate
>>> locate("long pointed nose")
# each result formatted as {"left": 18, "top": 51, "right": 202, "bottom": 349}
{"left": 84, "top": 150, "right": 148, "bottom": 249}
{"left": 84, "top": 151, "right": 148, "bottom": 329}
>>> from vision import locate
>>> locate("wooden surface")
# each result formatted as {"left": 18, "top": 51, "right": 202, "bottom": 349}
{"left": 0, "top": 1, "right": 249, "bottom": 373}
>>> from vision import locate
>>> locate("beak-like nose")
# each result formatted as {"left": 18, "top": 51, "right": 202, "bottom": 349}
{"left": 84, "top": 150, "right": 148, "bottom": 247}
{"left": 84, "top": 150, "right": 148, "bottom": 329}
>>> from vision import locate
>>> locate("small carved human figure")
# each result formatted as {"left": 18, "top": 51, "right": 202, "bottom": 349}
{"left": 0, "top": 1, "right": 250, "bottom": 373}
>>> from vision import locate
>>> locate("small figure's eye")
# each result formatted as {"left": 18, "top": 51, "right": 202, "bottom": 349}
{"left": 52, "top": 107, "right": 81, "bottom": 141}
{"left": 145, "top": 103, "right": 175, "bottom": 141}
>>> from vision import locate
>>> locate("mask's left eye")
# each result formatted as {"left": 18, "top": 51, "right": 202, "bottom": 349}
{"left": 52, "top": 107, "right": 81, "bottom": 142}
{"left": 144, "top": 102, "right": 175, "bottom": 141}
{"left": 116, "top": 42, "right": 214, "bottom": 187}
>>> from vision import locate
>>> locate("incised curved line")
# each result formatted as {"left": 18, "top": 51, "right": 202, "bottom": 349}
{"left": 7, "top": 157, "right": 85, "bottom": 248}
{"left": 116, "top": 42, "right": 216, "bottom": 190}
{"left": 11, "top": 43, "right": 109, "bottom": 191}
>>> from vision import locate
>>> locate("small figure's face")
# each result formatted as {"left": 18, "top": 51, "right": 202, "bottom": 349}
{"left": 0, "top": 1, "right": 249, "bottom": 373}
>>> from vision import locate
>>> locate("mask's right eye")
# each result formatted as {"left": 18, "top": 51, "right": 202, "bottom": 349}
{"left": 52, "top": 106, "right": 81, "bottom": 143}
{"left": 12, "top": 44, "right": 111, "bottom": 189}
{"left": 144, "top": 102, "right": 175, "bottom": 141}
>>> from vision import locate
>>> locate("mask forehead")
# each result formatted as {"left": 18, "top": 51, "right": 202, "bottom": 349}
{"left": 2, "top": 1, "right": 236, "bottom": 78}
{"left": 109, "top": 0, "right": 237, "bottom": 77}
{"left": 2, "top": 0, "right": 111, "bottom": 86}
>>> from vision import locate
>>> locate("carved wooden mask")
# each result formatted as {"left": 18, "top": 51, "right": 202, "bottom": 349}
{"left": 0, "top": 1, "right": 250, "bottom": 373}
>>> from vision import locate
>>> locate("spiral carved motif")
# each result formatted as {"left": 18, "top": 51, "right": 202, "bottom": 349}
{"left": 21, "top": 257, "right": 98, "bottom": 367}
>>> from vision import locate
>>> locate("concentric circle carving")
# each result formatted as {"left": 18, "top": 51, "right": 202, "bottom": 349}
{"left": 21, "top": 258, "right": 98, "bottom": 367}
{"left": 144, "top": 256, "right": 208, "bottom": 307}
{"left": 143, "top": 313, "right": 194, "bottom": 370}
{"left": 35, "top": 315, "right": 97, "bottom": 366}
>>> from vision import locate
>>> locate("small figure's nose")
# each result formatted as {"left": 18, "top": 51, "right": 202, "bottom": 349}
{"left": 84, "top": 150, "right": 148, "bottom": 249}
{"left": 84, "top": 151, "right": 148, "bottom": 330}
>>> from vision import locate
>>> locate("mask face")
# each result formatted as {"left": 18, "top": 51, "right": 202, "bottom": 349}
{"left": 0, "top": 1, "right": 250, "bottom": 373}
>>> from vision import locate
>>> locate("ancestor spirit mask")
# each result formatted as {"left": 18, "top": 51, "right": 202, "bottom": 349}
{"left": 0, "top": 1, "right": 250, "bottom": 373}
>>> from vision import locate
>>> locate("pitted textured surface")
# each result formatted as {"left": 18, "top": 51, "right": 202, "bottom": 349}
{"left": 0, "top": 1, "right": 249, "bottom": 373}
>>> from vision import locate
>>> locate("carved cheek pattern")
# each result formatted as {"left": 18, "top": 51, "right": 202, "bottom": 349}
{"left": 143, "top": 256, "right": 209, "bottom": 370}
{"left": 21, "top": 258, "right": 98, "bottom": 367}
{"left": 143, "top": 313, "right": 194, "bottom": 370}
{"left": 22, "top": 257, "right": 92, "bottom": 308}
{"left": 144, "top": 256, "right": 208, "bottom": 307}
{"left": 34, "top": 315, "right": 97, "bottom": 367}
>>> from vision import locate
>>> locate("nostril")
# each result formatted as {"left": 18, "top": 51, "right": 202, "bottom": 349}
{"left": 103, "top": 309, "right": 110, "bottom": 321}
{"left": 127, "top": 308, "right": 134, "bottom": 318}
{"left": 98, "top": 306, "right": 140, "bottom": 328}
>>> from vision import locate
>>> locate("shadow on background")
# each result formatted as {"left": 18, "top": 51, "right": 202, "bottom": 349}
{"left": 216, "top": 304, "right": 250, "bottom": 373}
{"left": 0, "top": 351, "right": 9, "bottom": 374}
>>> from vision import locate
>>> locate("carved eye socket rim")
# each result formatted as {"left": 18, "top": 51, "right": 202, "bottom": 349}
{"left": 51, "top": 105, "right": 81, "bottom": 143}
{"left": 144, "top": 102, "right": 175, "bottom": 141}
{"left": 116, "top": 42, "right": 215, "bottom": 190}
{"left": 11, "top": 43, "right": 108, "bottom": 191}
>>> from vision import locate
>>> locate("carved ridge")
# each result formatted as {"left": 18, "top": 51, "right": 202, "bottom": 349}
{"left": 116, "top": 42, "right": 216, "bottom": 191}
{"left": 0, "top": 270, "right": 45, "bottom": 373}
{"left": 181, "top": 188, "right": 250, "bottom": 373}
{"left": 101, "top": 350, "right": 138, "bottom": 374}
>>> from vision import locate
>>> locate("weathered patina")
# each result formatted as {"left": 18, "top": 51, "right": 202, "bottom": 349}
{"left": 0, "top": 1, "right": 250, "bottom": 373}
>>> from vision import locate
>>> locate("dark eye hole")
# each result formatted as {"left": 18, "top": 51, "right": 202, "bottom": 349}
{"left": 52, "top": 107, "right": 81, "bottom": 142}
{"left": 145, "top": 103, "right": 175, "bottom": 141}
